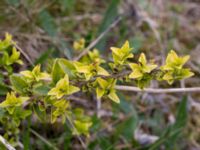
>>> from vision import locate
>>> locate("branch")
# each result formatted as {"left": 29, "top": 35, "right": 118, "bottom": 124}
{"left": 12, "top": 41, "right": 34, "bottom": 66}
{"left": 0, "top": 135, "right": 15, "bottom": 150}
{"left": 73, "top": 16, "right": 122, "bottom": 61}
{"left": 30, "top": 129, "right": 59, "bottom": 150}
{"left": 115, "top": 85, "right": 200, "bottom": 93}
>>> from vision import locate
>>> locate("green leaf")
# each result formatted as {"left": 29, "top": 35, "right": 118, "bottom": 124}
{"left": 33, "top": 84, "right": 50, "bottom": 96}
{"left": 115, "top": 115, "right": 137, "bottom": 141}
{"left": 38, "top": 10, "right": 57, "bottom": 37}
{"left": 34, "top": 49, "right": 53, "bottom": 65}
{"left": 73, "top": 120, "right": 92, "bottom": 136}
{"left": 48, "top": 74, "right": 79, "bottom": 99}
{"left": 10, "top": 75, "right": 28, "bottom": 93}
{"left": 148, "top": 96, "right": 188, "bottom": 150}
{"left": 58, "top": 58, "right": 76, "bottom": 78}
{"left": 0, "top": 83, "right": 9, "bottom": 96}
{"left": 96, "top": 88, "right": 104, "bottom": 99}
{"left": 59, "top": 0, "right": 75, "bottom": 11}
{"left": 108, "top": 90, "right": 120, "bottom": 103}
{"left": 51, "top": 59, "right": 65, "bottom": 83}
{"left": 6, "top": 0, "right": 20, "bottom": 7}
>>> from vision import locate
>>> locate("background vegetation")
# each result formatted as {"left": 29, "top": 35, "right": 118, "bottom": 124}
{"left": 0, "top": 0, "right": 200, "bottom": 149}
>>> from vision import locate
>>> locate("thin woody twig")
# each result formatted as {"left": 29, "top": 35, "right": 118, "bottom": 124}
{"left": 30, "top": 129, "right": 59, "bottom": 150}
{"left": 12, "top": 41, "right": 34, "bottom": 66}
{"left": 73, "top": 16, "right": 122, "bottom": 61}
{"left": 66, "top": 116, "right": 87, "bottom": 149}
{"left": 0, "top": 135, "right": 16, "bottom": 150}
{"left": 115, "top": 85, "right": 200, "bottom": 93}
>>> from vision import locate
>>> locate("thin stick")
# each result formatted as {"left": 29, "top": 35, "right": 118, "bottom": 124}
{"left": 66, "top": 116, "right": 87, "bottom": 149}
{"left": 0, "top": 135, "right": 16, "bottom": 150}
{"left": 12, "top": 41, "right": 34, "bottom": 66}
{"left": 97, "top": 98, "right": 101, "bottom": 118}
{"left": 30, "top": 129, "right": 59, "bottom": 150}
{"left": 73, "top": 16, "right": 122, "bottom": 61}
{"left": 115, "top": 85, "right": 200, "bottom": 93}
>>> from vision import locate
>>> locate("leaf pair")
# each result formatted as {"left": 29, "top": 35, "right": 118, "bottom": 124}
{"left": 73, "top": 38, "right": 85, "bottom": 51}
{"left": 129, "top": 53, "right": 157, "bottom": 88}
{"left": 74, "top": 61, "right": 109, "bottom": 81}
{"left": 81, "top": 49, "right": 105, "bottom": 65}
{"left": 1, "top": 47, "right": 23, "bottom": 65}
{"left": 0, "top": 92, "right": 29, "bottom": 114}
{"left": 20, "top": 65, "right": 50, "bottom": 82}
{"left": 48, "top": 74, "right": 80, "bottom": 99}
{"left": 95, "top": 78, "right": 119, "bottom": 103}
{"left": 0, "top": 33, "right": 13, "bottom": 50}
{"left": 111, "top": 41, "right": 133, "bottom": 65}
{"left": 161, "top": 50, "right": 194, "bottom": 84}
{"left": 51, "top": 99, "right": 70, "bottom": 123}
{"left": 73, "top": 108, "right": 92, "bottom": 136}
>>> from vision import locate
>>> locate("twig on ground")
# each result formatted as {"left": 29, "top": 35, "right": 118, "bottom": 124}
{"left": 12, "top": 41, "right": 34, "bottom": 66}
{"left": 96, "top": 98, "right": 101, "bottom": 118}
{"left": 30, "top": 129, "right": 59, "bottom": 150}
{"left": 73, "top": 16, "right": 122, "bottom": 61}
{"left": 115, "top": 85, "right": 200, "bottom": 93}
{"left": 0, "top": 135, "right": 16, "bottom": 150}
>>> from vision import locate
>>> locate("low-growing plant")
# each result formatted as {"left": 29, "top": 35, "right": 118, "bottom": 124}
{"left": 0, "top": 33, "right": 194, "bottom": 148}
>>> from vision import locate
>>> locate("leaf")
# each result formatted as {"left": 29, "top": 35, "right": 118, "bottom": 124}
{"left": 10, "top": 75, "right": 28, "bottom": 93}
{"left": 34, "top": 48, "right": 53, "bottom": 65}
{"left": 73, "top": 120, "right": 92, "bottom": 136}
{"left": 38, "top": 10, "right": 57, "bottom": 37}
{"left": 33, "top": 84, "right": 50, "bottom": 96}
{"left": 108, "top": 90, "right": 120, "bottom": 103}
{"left": 96, "top": 78, "right": 108, "bottom": 89}
{"left": 129, "top": 69, "right": 143, "bottom": 79}
{"left": 0, "top": 92, "right": 29, "bottom": 114}
{"left": 58, "top": 58, "right": 76, "bottom": 78}
{"left": 96, "top": 88, "right": 104, "bottom": 99}
{"left": 0, "top": 83, "right": 9, "bottom": 96}
{"left": 148, "top": 96, "right": 188, "bottom": 150}
{"left": 60, "top": 39, "right": 72, "bottom": 59}
{"left": 111, "top": 41, "right": 133, "bottom": 65}
{"left": 20, "top": 64, "right": 50, "bottom": 82}
{"left": 51, "top": 59, "right": 65, "bottom": 83}
{"left": 59, "top": 0, "right": 75, "bottom": 11}
{"left": 115, "top": 115, "right": 137, "bottom": 141}
{"left": 6, "top": 0, "right": 20, "bottom": 7}
{"left": 73, "top": 38, "right": 85, "bottom": 51}
{"left": 139, "top": 53, "right": 147, "bottom": 65}
{"left": 48, "top": 75, "right": 79, "bottom": 99}
{"left": 68, "top": 85, "right": 80, "bottom": 95}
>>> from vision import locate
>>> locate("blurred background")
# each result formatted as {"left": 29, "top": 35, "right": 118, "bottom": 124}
{"left": 0, "top": 0, "right": 200, "bottom": 149}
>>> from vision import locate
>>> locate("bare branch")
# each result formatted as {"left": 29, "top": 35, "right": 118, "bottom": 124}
{"left": 12, "top": 41, "right": 34, "bottom": 66}
{"left": 115, "top": 85, "right": 200, "bottom": 93}
{"left": 30, "top": 129, "right": 59, "bottom": 150}
{"left": 0, "top": 135, "right": 16, "bottom": 150}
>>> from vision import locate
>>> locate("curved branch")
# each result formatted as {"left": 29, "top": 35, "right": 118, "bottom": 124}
{"left": 115, "top": 85, "right": 200, "bottom": 93}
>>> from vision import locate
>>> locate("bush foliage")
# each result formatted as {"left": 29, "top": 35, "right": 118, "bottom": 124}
{"left": 0, "top": 33, "right": 194, "bottom": 148}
